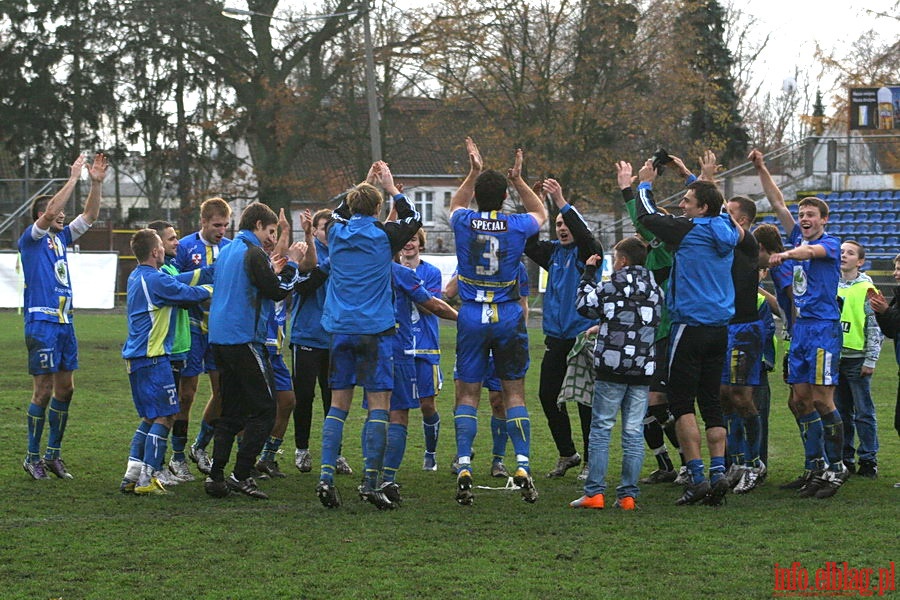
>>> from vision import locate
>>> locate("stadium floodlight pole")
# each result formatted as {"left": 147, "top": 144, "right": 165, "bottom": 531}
{"left": 362, "top": 0, "right": 382, "bottom": 162}
{"left": 221, "top": 3, "right": 382, "bottom": 163}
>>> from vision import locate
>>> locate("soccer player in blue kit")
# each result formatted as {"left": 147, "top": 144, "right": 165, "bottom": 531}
{"left": 756, "top": 148, "right": 848, "bottom": 498}
{"left": 19, "top": 153, "right": 107, "bottom": 480}
{"left": 120, "top": 229, "right": 213, "bottom": 494}
{"left": 315, "top": 161, "right": 422, "bottom": 509}
{"left": 449, "top": 137, "right": 547, "bottom": 505}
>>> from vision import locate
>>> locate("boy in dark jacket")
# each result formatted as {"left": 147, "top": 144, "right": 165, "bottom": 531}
{"left": 569, "top": 237, "right": 663, "bottom": 510}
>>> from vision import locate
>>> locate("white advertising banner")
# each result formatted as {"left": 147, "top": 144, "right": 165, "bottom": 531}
{"left": 0, "top": 251, "right": 119, "bottom": 309}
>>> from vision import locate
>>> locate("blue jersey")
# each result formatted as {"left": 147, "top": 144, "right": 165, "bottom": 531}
{"left": 451, "top": 209, "right": 540, "bottom": 303}
{"left": 788, "top": 225, "right": 841, "bottom": 321}
{"left": 18, "top": 223, "right": 82, "bottom": 324}
{"left": 392, "top": 263, "right": 433, "bottom": 364}
{"left": 174, "top": 232, "right": 230, "bottom": 334}
{"left": 266, "top": 298, "right": 288, "bottom": 356}
{"left": 122, "top": 265, "right": 212, "bottom": 359}
{"left": 410, "top": 260, "right": 443, "bottom": 365}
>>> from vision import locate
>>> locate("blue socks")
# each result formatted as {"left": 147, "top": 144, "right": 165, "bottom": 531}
{"left": 799, "top": 411, "right": 824, "bottom": 471}
{"left": 491, "top": 415, "right": 508, "bottom": 461}
{"left": 709, "top": 456, "right": 726, "bottom": 483}
{"left": 194, "top": 420, "right": 215, "bottom": 450}
{"left": 320, "top": 407, "right": 348, "bottom": 484}
{"left": 26, "top": 403, "right": 46, "bottom": 462}
{"left": 422, "top": 412, "right": 440, "bottom": 454}
{"left": 821, "top": 410, "right": 844, "bottom": 471}
{"left": 724, "top": 412, "right": 745, "bottom": 466}
{"left": 505, "top": 405, "right": 531, "bottom": 471}
{"left": 383, "top": 423, "right": 408, "bottom": 483}
{"left": 145, "top": 423, "right": 170, "bottom": 472}
{"left": 130, "top": 421, "right": 152, "bottom": 462}
{"left": 687, "top": 458, "right": 706, "bottom": 485}
{"left": 260, "top": 436, "right": 283, "bottom": 462}
{"left": 44, "top": 397, "right": 69, "bottom": 460}
{"left": 744, "top": 414, "right": 762, "bottom": 467}
{"left": 364, "top": 409, "right": 389, "bottom": 489}
{"left": 454, "top": 405, "right": 478, "bottom": 468}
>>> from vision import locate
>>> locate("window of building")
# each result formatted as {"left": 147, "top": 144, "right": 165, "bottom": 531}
{"left": 414, "top": 191, "right": 435, "bottom": 225}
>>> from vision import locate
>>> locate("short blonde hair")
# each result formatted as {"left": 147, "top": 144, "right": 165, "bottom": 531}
{"left": 200, "top": 197, "right": 231, "bottom": 220}
{"left": 346, "top": 183, "right": 383, "bottom": 216}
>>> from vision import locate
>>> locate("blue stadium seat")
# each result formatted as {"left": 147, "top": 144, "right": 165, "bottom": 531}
{"left": 893, "top": 191, "right": 900, "bottom": 200}
{"left": 816, "top": 193, "right": 826, "bottom": 200}
{"left": 869, "top": 223, "right": 884, "bottom": 234}
{"left": 826, "top": 192, "right": 840, "bottom": 201}
{"left": 843, "top": 223, "right": 858, "bottom": 234}
{"left": 829, "top": 213, "right": 844, "bottom": 224}
{"left": 857, "top": 235, "right": 871, "bottom": 246}
{"left": 884, "top": 235, "right": 898, "bottom": 249}
{"left": 840, "top": 192, "right": 853, "bottom": 201}
{"left": 869, "top": 213, "right": 883, "bottom": 222}
{"left": 883, "top": 212, "right": 896, "bottom": 223}
{"left": 879, "top": 190, "right": 894, "bottom": 200}
{"left": 852, "top": 191, "right": 867, "bottom": 200}
{"left": 865, "top": 191, "right": 880, "bottom": 200}
{"left": 869, "top": 235, "right": 885, "bottom": 248}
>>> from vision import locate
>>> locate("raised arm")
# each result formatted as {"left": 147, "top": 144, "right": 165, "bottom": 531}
{"left": 35, "top": 155, "right": 85, "bottom": 230}
{"left": 295, "top": 209, "right": 317, "bottom": 272}
{"left": 545, "top": 178, "right": 602, "bottom": 261}
{"left": 82, "top": 153, "right": 108, "bottom": 224}
{"left": 449, "top": 137, "right": 482, "bottom": 217}
{"left": 508, "top": 148, "right": 547, "bottom": 227}
{"left": 750, "top": 149, "right": 794, "bottom": 234}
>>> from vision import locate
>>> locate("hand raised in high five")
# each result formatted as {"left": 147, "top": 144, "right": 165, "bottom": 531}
{"left": 615, "top": 161, "right": 635, "bottom": 189}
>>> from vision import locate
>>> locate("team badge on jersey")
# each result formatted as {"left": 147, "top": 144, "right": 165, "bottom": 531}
{"left": 192, "top": 253, "right": 202, "bottom": 265}
{"left": 54, "top": 259, "right": 69, "bottom": 287}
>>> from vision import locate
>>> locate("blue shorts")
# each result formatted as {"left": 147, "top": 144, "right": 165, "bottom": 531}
{"left": 25, "top": 320, "right": 78, "bottom": 375}
{"left": 453, "top": 354, "right": 501, "bottom": 391}
{"left": 127, "top": 357, "right": 179, "bottom": 420}
{"left": 270, "top": 353, "right": 292, "bottom": 392}
{"left": 720, "top": 320, "right": 764, "bottom": 386}
{"left": 414, "top": 359, "right": 442, "bottom": 398}
{"left": 788, "top": 319, "right": 842, "bottom": 386}
{"left": 456, "top": 301, "right": 529, "bottom": 383}
{"left": 183, "top": 330, "right": 216, "bottom": 377}
{"left": 363, "top": 361, "right": 418, "bottom": 411}
{"left": 329, "top": 333, "right": 394, "bottom": 391}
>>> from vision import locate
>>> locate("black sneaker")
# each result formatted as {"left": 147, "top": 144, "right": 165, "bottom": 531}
{"left": 856, "top": 460, "right": 877, "bottom": 479}
{"left": 316, "top": 481, "right": 341, "bottom": 508}
{"left": 640, "top": 469, "right": 677, "bottom": 484}
{"left": 843, "top": 460, "right": 857, "bottom": 475}
{"left": 702, "top": 477, "right": 730, "bottom": 506}
{"left": 204, "top": 476, "right": 230, "bottom": 498}
{"left": 814, "top": 466, "right": 850, "bottom": 498}
{"left": 381, "top": 481, "right": 402, "bottom": 505}
{"left": 797, "top": 470, "right": 827, "bottom": 498}
{"left": 675, "top": 480, "right": 711, "bottom": 505}
{"left": 780, "top": 470, "right": 813, "bottom": 490}
{"left": 255, "top": 459, "right": 286, "bottom": 479}
{"left": 456, "top": 469, "right": 475, "bottom": 506}
{"left": 359, "top": 484, "right": 396, "bottom": 510}
{"left": 226, "top": 474, "right": 269, "bottom": 499}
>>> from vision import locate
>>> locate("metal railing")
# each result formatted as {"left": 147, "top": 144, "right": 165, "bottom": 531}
{"left": 0, "top": 179, "right": 66, "bottom": 237}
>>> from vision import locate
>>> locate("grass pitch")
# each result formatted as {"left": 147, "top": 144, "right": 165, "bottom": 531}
{"left": 0, "top": 310, "right": 897, "bottom": 599}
